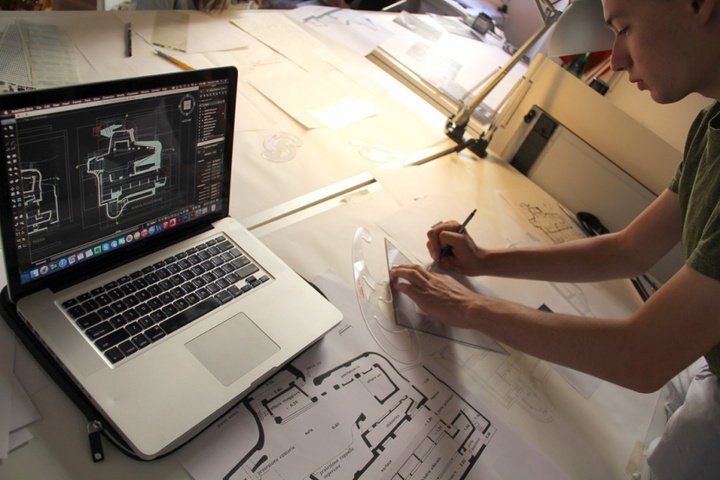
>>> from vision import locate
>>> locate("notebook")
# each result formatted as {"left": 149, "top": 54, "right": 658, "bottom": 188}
{"left": 0, "top": 67, "right": 342, "bottom": 459}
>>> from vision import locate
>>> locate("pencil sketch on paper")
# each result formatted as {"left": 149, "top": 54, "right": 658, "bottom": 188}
{"left": 498, "top": 190, "right": 586, "bottom": 246}
{"left": 295, "top": 6, "right": 384, "bottom": 32}
{"left": 429, "top": 342, "right": 557, "bottom": 424}
{"left": 517, "top": 202, "right": 582, "bottom": 244}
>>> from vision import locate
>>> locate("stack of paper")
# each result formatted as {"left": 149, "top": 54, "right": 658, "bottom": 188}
{"left": 0, "top": 20, "right": 81, "bottom": 92}
{"left": 0, "top": 319, "right": 42, "bottom": 460}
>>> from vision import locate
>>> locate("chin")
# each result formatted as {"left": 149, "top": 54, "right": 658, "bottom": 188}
{"left": 648, "top": 90, "right": 687, "bottom": 105}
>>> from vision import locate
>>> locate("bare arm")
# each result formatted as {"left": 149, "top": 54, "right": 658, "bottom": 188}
{"left": 390, "top": 263, "right": 720, "bottom": 392}
{"left": 389, "top": 189, "right": 710, "bottom": 392}
{"left": 430, "top": 189, "right": 682, "bottom": 283}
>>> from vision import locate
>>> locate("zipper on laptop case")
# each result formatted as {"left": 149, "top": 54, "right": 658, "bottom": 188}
{"left": 87, "top": 420, "right": 105, "bottom": 462}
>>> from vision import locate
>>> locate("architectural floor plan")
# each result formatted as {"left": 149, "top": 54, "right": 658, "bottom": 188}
{"left": 226, "top": 353, "right": 492, "bottom": 480}
{"left": 22, "top": 167, "right": 59, "bottom": 235}
{"left": 179, "top": 273, "right": 567, "bottom": 480}
{"left": 85, "top": 124, "right": 166, "bottom": 220}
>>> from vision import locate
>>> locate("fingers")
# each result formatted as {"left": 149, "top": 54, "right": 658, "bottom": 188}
{"left": 427, "top": 221, "right": 461, "bottom": 259}
{"left": 391, "top": 264, "right": 438, "bottom": 296}
{"left": 390, "top": 264, "right": 429, "bottom": 285}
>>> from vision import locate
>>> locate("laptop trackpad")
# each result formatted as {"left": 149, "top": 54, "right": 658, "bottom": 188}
{"left": 186, "top": 312, "right": 280, "bottom": 387}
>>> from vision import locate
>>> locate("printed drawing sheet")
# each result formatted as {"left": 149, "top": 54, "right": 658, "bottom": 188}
{"left": 178, "top": 272, "right": 567, "bottom": 480}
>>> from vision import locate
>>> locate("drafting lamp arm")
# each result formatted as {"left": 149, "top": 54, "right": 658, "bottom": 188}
{"left": 445, "top": 0, "right": 561, "bottom": 158}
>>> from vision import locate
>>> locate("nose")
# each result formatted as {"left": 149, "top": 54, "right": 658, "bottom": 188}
{"left": 609, "top": 38, "right": 629, "bottom": 72}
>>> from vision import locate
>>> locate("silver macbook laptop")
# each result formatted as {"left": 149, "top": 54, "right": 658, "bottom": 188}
{"left": 0, "top": 67, "right": 341, "bottom": 459}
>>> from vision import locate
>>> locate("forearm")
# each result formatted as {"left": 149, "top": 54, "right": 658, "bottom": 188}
{"left": 462, "top": 265, "right": 720, "bottom": 392}
{"left": 390, "top": 262, "right": 720, "bottom": 393}
{"left": 478, "top": 232, "right": 644, "bottom": 283}
{"left": 464, "top": 295, "right": 646, "bottom": 388}
{"left": 392, "top": 263, "right": 650, "bottom": 387}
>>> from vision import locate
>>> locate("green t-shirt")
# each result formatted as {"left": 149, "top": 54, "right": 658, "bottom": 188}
{"left": 668, "top": 101, "right": 720, "bottom": 374}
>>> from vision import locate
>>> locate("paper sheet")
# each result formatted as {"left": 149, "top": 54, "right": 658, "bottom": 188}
{"left": 372, "top": 13, "right": 526, "bottom": 113}
{"left": 1, "top": 252, "right": 43, "bottom": 457}
{"left": 0, "top": 21, "right": 32, "bottom": 90}
{"left": 10, "top": 376, "right": 39, "bottom": 433}
{"left": 19, "top": 21, "right": 81, "bottom": 89}
{"left": 178, "top": 271, "right": 568, "bottom": 480}
{"left": 113, "top": 10, "right": 250, "bottom": 54}
{"left": 152, "top": 11, "right": 189, "bottom": 52}
{"left": 8, "top": 428, "right": 32, "bottom": 453}
{"left": 255, "top": 163, "right": 657, "bottom": 479}
{"left": 393, "top": 10, "right": 445, "bottom": 43}
{"left": 374, "top": 193, "right": 616, "bottom": 399}
{"left": 497, "top": 189, "right": 587, "bottom": 245}
{"left": 0, "top": 316, "right": 16, "bottom": 458}
{"left": 0, "top": 20, "right": 81, "bottom": 90}
{"left": 247, "top": 63, "right": 379, "bottom": 129}
{"left": 13, "top": 341, "right": 50, "bottom": 398}
{"left": 372, "top": 184, "right": 657, "bottom": 477}
{"left": 8, "top": 376, "right": 40, "bottom": 454}
{"left": 285, "top": 6, "right": 393, "bottom": 57}
{"left": 232, "top": 12, "right": 333, "bottom": 74}
{"left": 386, "top": 238, "right": 508, "bottom": 354}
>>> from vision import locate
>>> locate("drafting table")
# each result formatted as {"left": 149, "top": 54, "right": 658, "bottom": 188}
{"left": 0, "top": 8, "right": 664, "bottom": 480}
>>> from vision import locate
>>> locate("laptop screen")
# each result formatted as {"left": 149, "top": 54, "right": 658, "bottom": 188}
{"left": 0, "top": 68, "right": 238, "bottom": 301}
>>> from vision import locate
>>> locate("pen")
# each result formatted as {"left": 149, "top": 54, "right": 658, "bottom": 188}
{"left": 154, "top": 50, "right": 194, "bottom": 71}
{"left": 642, "top": 273, "right": 659, "bottom": 292}
{"left": 438, "top": 209, "right": 477, "bottom": 259}
{"left": 125, "top": 23, "right": 132, "bottom": 58}
{"left": 631, "top": 277, "right": 650, "bottom": 302}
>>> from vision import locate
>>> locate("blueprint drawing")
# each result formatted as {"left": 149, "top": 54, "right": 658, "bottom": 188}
{"left": 179, "top": 273, "right": 567, "bottom": 480}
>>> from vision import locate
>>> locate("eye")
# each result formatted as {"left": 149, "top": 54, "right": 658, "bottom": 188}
{"left": 607, "top": 20, "right": 629, "bottom": 38}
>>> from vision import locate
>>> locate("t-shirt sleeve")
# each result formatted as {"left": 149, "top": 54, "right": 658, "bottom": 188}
{"left": 687, "top": 203, "right": 720, "bottom": 281}
{"left": 668, "top": 161, "right": 683, "bottom": 193}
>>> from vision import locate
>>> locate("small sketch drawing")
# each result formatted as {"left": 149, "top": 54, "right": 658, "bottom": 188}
{"left": 518, "top": 202, "right": 583, "bottom": 245}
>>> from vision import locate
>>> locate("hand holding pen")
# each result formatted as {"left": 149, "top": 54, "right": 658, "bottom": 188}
{"left": 438, "top": 209, "right": 476, "bottom": 259}
{"left": 428, "top": 209, "right": 477, "bottom": 269}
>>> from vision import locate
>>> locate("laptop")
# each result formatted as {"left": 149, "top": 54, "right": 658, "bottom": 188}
{"left": 0, "top": 67, "right": 342, "bottom": 459}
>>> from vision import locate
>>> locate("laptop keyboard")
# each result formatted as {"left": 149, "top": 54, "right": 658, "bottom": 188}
{"left": 60, "top": 235, "right": 270, "bottom": 365}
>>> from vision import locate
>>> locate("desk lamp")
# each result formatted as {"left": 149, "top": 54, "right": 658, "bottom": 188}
{"left": 444, "top": 0, "right": 614, "bottom": 159}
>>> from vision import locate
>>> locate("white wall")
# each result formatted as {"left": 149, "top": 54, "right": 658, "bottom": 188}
{"left": 490, "top": 55, "right": 680, "bottom": 196}
{"left": 604, "top": 74, "right": 711, "bottom": 153}
{"left": 493, "top": 0, "right": 708, "bottom": 153}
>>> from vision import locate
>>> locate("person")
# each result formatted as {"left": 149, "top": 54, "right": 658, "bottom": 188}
{"left": 389, "top": 0, "right": 720, "bottom": 478}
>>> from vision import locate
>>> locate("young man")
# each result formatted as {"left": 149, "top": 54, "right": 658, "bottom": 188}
{"left": 390, "top": 0, "right": 720, "bottom": 478}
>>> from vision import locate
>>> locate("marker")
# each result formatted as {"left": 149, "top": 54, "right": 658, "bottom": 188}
{"left": 125, "top": 23, "right": 132, "bottom": 57}
{"left": 154, "top": 50, "right": 194, "bottom": 71}
{"left": 438, "top": 208, "right": 477, "bottom": 259}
